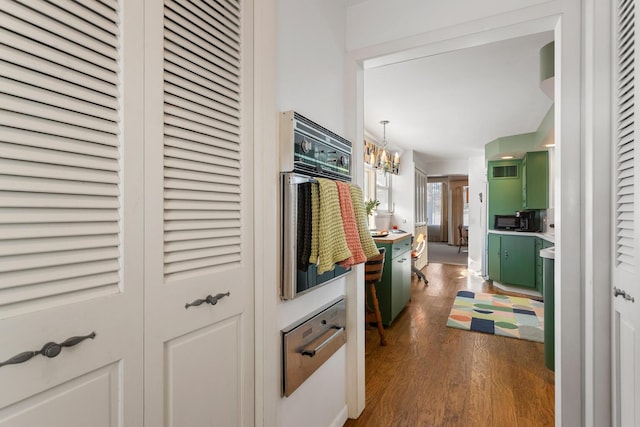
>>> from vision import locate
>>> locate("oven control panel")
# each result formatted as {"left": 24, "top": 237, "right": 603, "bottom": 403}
{"left": 280, "top": 111, "right": 352, "bottom": 181}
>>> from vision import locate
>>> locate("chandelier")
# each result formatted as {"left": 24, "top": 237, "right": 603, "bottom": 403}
{"left": 365, "top": 120, "right": 400, "bottom": 174}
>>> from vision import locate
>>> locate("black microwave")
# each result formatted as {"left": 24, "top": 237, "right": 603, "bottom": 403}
{"left": 494, "top": 215, "right": 520, "bottom": 230}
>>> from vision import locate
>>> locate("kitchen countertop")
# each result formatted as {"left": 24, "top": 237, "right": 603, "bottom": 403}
{"left": 488, "top": 229, "right": 555, "bottom": 243}
{"left": 372, "top": 231, "right": 411, "bottom": 244}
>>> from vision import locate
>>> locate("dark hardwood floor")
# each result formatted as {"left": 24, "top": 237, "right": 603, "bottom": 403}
{"left": 344, "top": 262, "right": 555, "bottom": 427}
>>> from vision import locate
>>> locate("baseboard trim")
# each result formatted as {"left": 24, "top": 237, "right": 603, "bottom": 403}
{"left": 491, "top": 281, "right": 542, "bottom": 299}
{"left": 330, "top": 405, "right": 349, "bottom": 427}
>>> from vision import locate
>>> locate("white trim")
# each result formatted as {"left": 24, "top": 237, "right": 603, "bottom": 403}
{"left": 253, "top": 0, "right": 279, "bottom": 425}
{"left": 329, "top": 405, "right": 349, "bottom": 427}
{"left": 345, "top": 4, "right": 585, "bottom": 426}
{"left": 583, "top": 0, "right": 612, "bottom": 426}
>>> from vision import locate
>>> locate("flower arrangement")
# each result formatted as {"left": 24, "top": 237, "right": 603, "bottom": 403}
{"left": 365, "top": 199, "right": 380, "bottom": 217}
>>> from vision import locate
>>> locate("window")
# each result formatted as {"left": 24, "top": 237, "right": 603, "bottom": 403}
{"left": 427, "top": 182, "right": 442, "bottom": 226}
{"left": 376, "top": 169, "right": 391, "bottom": 211}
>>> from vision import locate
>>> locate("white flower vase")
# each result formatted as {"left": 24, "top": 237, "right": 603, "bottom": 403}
{"left": 368, "top": 214, "right": 376, "bottom": 230}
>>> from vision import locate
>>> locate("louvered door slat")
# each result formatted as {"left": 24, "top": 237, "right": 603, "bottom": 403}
{"left": 165, "top": 81, "right": 238, "bottom": 124}
{"left": 164, "top": 26, "right": 238, "bottom": 79}
{"left": 165, "top": 179, "right": 240, "bottom": 196}
{"left": 47, "top": 0, "right": 119, "bottom": 36}
{"left": 0, "top": 9, "right": 117, "bottom": 72}
{"left": 190, "top": 0, "right": 240, "bottom": 33}
{"left": 164, "top": 199, "right": 240, "bottom": 211}
{"left": 164, "top": 49, "right": 239, "bottom": 95}
{"left": 0, "top": 142, "right": 119, "bottom": 171}
{"left": 1, "top": 94, "right": 119, "bottom": 135}
{"left": 163, "top": 189, "right": 241, "bottom": 203}
{"left": 0, "top": 44, "right": 119, "bottom": 98}
{"left": 165, "top": 236, "right": 241, "bottom": 252}
{"left": 0, "top": 222, "right": 120, "bottom": 240}
{"left": 0, "top": 235, "right": 120, "bottom": 257}
{"left": 615, "top": 0, "right": 636, "bottom": 271}
{"left": 164, "top": 136, "right": 240, "bottom": 160}
{"left": 164, "top": 253, "right": 241, "bottom": 276}
{"left": 21, "top": 0, "right": 119, "bottom": 48}
{"left": 0, "top": 259, "right": 120, "bottom": 290}
{"left": 0, "top": 113, "right": 118, "bottom": 148}
{"left": 164, "top": 126, "right": 239, "bottom": 153}
{"left": 1, "top": 160, "right": 119, "bottom": 184}
{"left": 0, "top": 62, "right": 119, "bottom": 111}
{"left": 7, "top": 2, "right": 118, "bottom": 60}
{"left": 0, "top": 0, "right": 122, "bottom": 312}
{"left": 0, "top": 208, "right": 120, "bottom": 224}
{"left": 164, "top": 93, "right": 240, "bottom": 128}
{"left": 164, "top": 38, "right": 240, "bottom": 86}
{"left": 165, "top": 150, "right": 239, "bottom": 170}
{"left": 164, "top": 72, "right": 240, "bottom": 117}
{"left": 2, "top": 272, "right": 120, "bottom": 306}
{"left": 0, "top": 28, "right": 118, "bottom": 85}
{"left": 0, "top": 247, "right": 120, "bottom": 273}
{"left": 2, "top": 77, "right": 119, "bottom": 125}
{"left": 164, "top": 210, "right": 239, "bottom": 221}
{"left": 0, "top": 192, "right": 119, "bottom": 209}
{"left": 164, "top": 245, "right": 242, "bottom": 264}
{"left": 0, "top": 176, "right": 119, "bottom": 196}
{"left": 165, "top": 227, "right": 240, "bottom": 242}
{"left": 164, "top": 219, "right": 241, "bottom": 231}
{"left": 162, "top": 0, "right": 242, "bottom": 280}
{"left": 165, "top": 1, "right": 238, "bottom": 57}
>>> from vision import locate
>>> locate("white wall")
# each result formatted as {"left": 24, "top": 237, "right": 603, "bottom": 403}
{"left": 425, "top": 158, "right": 469, "bottom": 177}
{"left": 275, "top": 1, "right": 350, "bottom": 426}
{"left": 391, "top": 149, "right": 415, "bottom": 232}
{"left": 467, "top": 155, "right": 486, "bottom": 274}
{"left": 346, "top": 0, "right": 553, "bottom": 51}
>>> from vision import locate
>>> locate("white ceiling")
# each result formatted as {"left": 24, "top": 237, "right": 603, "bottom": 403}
{"left": 364, "top": 31, "right": 554, "bottom": 164}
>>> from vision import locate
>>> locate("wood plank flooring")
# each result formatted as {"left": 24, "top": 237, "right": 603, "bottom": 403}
{"left": 344, "top": 263, "right": 554, "bottom": 427}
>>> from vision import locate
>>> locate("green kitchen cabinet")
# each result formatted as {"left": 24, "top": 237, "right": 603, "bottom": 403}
{"left": 488, "top": 233, "right": 502, "bottom": 282}
{"left": 536, "top": 238, "right": 554, "bottom": 294}
{"left": 522, "top": 151, "right": 549, "bottom": 209}
{"left": 487, "top": 233, "right": 537, "bottom": 290}
{"left": 371, "top": 235, "right": 412, "bottom": 326}
{"left": 488, "top": 159, "right": 523, "bottom": 229}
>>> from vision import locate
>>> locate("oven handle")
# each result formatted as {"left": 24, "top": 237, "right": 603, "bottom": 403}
{"left": 300, "top": 326, "right": 345, "bottom": 357}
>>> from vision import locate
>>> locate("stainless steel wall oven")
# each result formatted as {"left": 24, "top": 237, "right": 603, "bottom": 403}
{"left": 280, "top": 111, "right": 353, "bottom": 300}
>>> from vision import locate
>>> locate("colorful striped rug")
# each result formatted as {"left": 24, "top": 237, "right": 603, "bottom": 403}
{"left": 446, "top": 290, "right": 544, "bottom": 343}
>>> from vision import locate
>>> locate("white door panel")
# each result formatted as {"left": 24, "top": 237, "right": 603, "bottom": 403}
{"left": 144, "top": 0, "right": 253, "bottom": 425}
{"left": 165, "top": 316, "right": 240, "bottom": 427}
{"left": 612, "top": 0, "right": 640, "bottom": 425}
{"left": 0, "top": 363, "right": 121, "bottom": 427}
{"left": 0, "top": 1, "right": 144, "bottom": 425}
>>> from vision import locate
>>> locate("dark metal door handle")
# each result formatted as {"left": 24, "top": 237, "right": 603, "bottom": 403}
{"left": 614, "top": 287, "right": 635, "bottom": 302}
{"left": 185, "top": 292, "right": 230, "bottom": 309}
{"left": 0, "top": 332, "right": 96, "bottom": 368}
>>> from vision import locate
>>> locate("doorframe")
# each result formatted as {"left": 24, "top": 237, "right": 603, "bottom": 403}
{"left": 344, "top": 2, "right": 596, "bottom": 426}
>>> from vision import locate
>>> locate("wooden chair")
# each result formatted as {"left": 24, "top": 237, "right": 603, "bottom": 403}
{"left": 458, "top": 224, "right": 468, "bottom": 253}
{"left": 411, "top": 233, "right": 428, "bottom": 284}
{"left": 365, "top": 248, "right": 387, "bottom": 346}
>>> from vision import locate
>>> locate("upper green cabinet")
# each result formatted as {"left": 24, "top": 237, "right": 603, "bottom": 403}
{"left": 488, "top": 159, "right": 522, "bottom": 229}
{"left": 522, "top": 151, "right": 549, "bottom": 209}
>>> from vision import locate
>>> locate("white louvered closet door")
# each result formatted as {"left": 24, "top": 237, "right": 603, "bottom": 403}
{"left": 0, "top": 1, "right": 144, "bottom": 426}
{"left": 144, "top": 0, "right": 254, "bottom": 426}
{"left": 612, "top": 0, "right": 640, "bottom": 425}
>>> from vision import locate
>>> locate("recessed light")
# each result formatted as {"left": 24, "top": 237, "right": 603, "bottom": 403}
{"left": 545, "top": 144, "right": 556, "bottom": 147}
{"left": 501, "top": 156, "right": 514, "bottom": 159}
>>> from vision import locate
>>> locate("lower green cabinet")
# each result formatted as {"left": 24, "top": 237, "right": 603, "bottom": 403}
{"left": 370, "top": 235, "right": 412, "bottom": 326}
{"left": 488, "top": 233, "right": 537, "bottom": 290}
